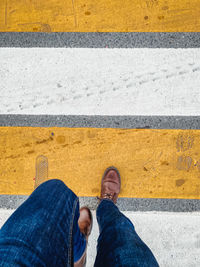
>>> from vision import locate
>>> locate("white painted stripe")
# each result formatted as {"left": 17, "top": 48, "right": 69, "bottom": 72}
{"left": 1, "top": 209, "right": 200, "bottom": 266}
{"left": 0, "top": 48, "right": 200, "bottom": 116}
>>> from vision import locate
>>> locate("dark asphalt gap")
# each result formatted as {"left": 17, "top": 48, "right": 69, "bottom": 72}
{"left": 0, "top": 115, "right": 200, "bottom": 129}
{"left": 0, "top": 33, "right": 200, "bottom": 48}
{"left": 1, "top": 195, "right": 200, "bottom": 212}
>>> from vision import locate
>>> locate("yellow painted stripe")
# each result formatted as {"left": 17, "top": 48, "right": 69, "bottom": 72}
{"left": 1, "top": 127, "right": 200, "bottom": 199}
{"left": 0, "top": 0, "right": 200, "bottom": 32}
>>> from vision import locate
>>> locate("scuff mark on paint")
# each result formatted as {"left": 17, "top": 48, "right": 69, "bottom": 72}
{"left": 5, "top": 0, "right": 7, "bottom": 26}
{"left": 177, "top": 156, "right": 192, "bottom": 171}
{"left": 145, "top": 0, "right": 158, "bottom": 8}
{"left": 40, "top": 23, "right": 51, "bottom": 32}
{"left": 17, "top": 22, "right": 51, "bottom": 32}
{"left": 176, "top": 179, "right": 185, "bottom": 187}
{"left": 176, "top": 134, "right": 194, "bottom": 152}
{"left": 71, "top": 0, "right": 77, "bottom": 27}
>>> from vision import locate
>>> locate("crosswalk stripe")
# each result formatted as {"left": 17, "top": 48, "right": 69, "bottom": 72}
{"left": 1, "top": 48, "right": 200, "bottom": 116}
{"left": 1, "top": 0, "right": 200, "bottom": 32}
{"left": 0, "top": 126, "right": 200, "bottom": 199}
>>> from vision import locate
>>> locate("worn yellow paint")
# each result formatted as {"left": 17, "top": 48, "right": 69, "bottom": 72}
{"left": 0, "top": 0, "right": 200, "bottom": 32}
{"left": 1, "top": 127, "right": 200, "bottom": 199}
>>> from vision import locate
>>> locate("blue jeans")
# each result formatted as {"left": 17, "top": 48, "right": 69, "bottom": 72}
{"left": 0, "top": 179, "right": 159, "bottom": 267}
{"left": 95, "top": 200, "right": 159, "bottom": 267}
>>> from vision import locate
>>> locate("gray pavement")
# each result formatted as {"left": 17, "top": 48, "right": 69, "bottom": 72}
{"left": 1, "top": 33, "right": 200, "bottom": 48}
{"left": 1, "top": 115, "right": 200, "bottom": 129}
{"left": 1, "top": 195, "right": 200, "bottom": 212}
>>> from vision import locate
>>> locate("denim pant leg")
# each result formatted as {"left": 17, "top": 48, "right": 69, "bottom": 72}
{"left": 0, "top": 179, "right": 86, "bottom": 267}
{"left": 94, "top": 199, "right": 159, "bottom": 267}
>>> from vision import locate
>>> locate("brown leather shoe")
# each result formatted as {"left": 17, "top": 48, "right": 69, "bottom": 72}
{"left": 100, "top": 166, "right": 121, "bottom": 204}
{"left": 78, "top": 207, "right": 93, "bottom": 238}
{"left": 74, "top": 207, "right": 93, "bottom": 267}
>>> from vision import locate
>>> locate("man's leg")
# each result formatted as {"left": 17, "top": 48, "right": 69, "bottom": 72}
{"left": 94, "top": 167, "right": 159, "bottom": 267}
{"left": 0, "top": 179, "right": 87, "bottom": 267}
